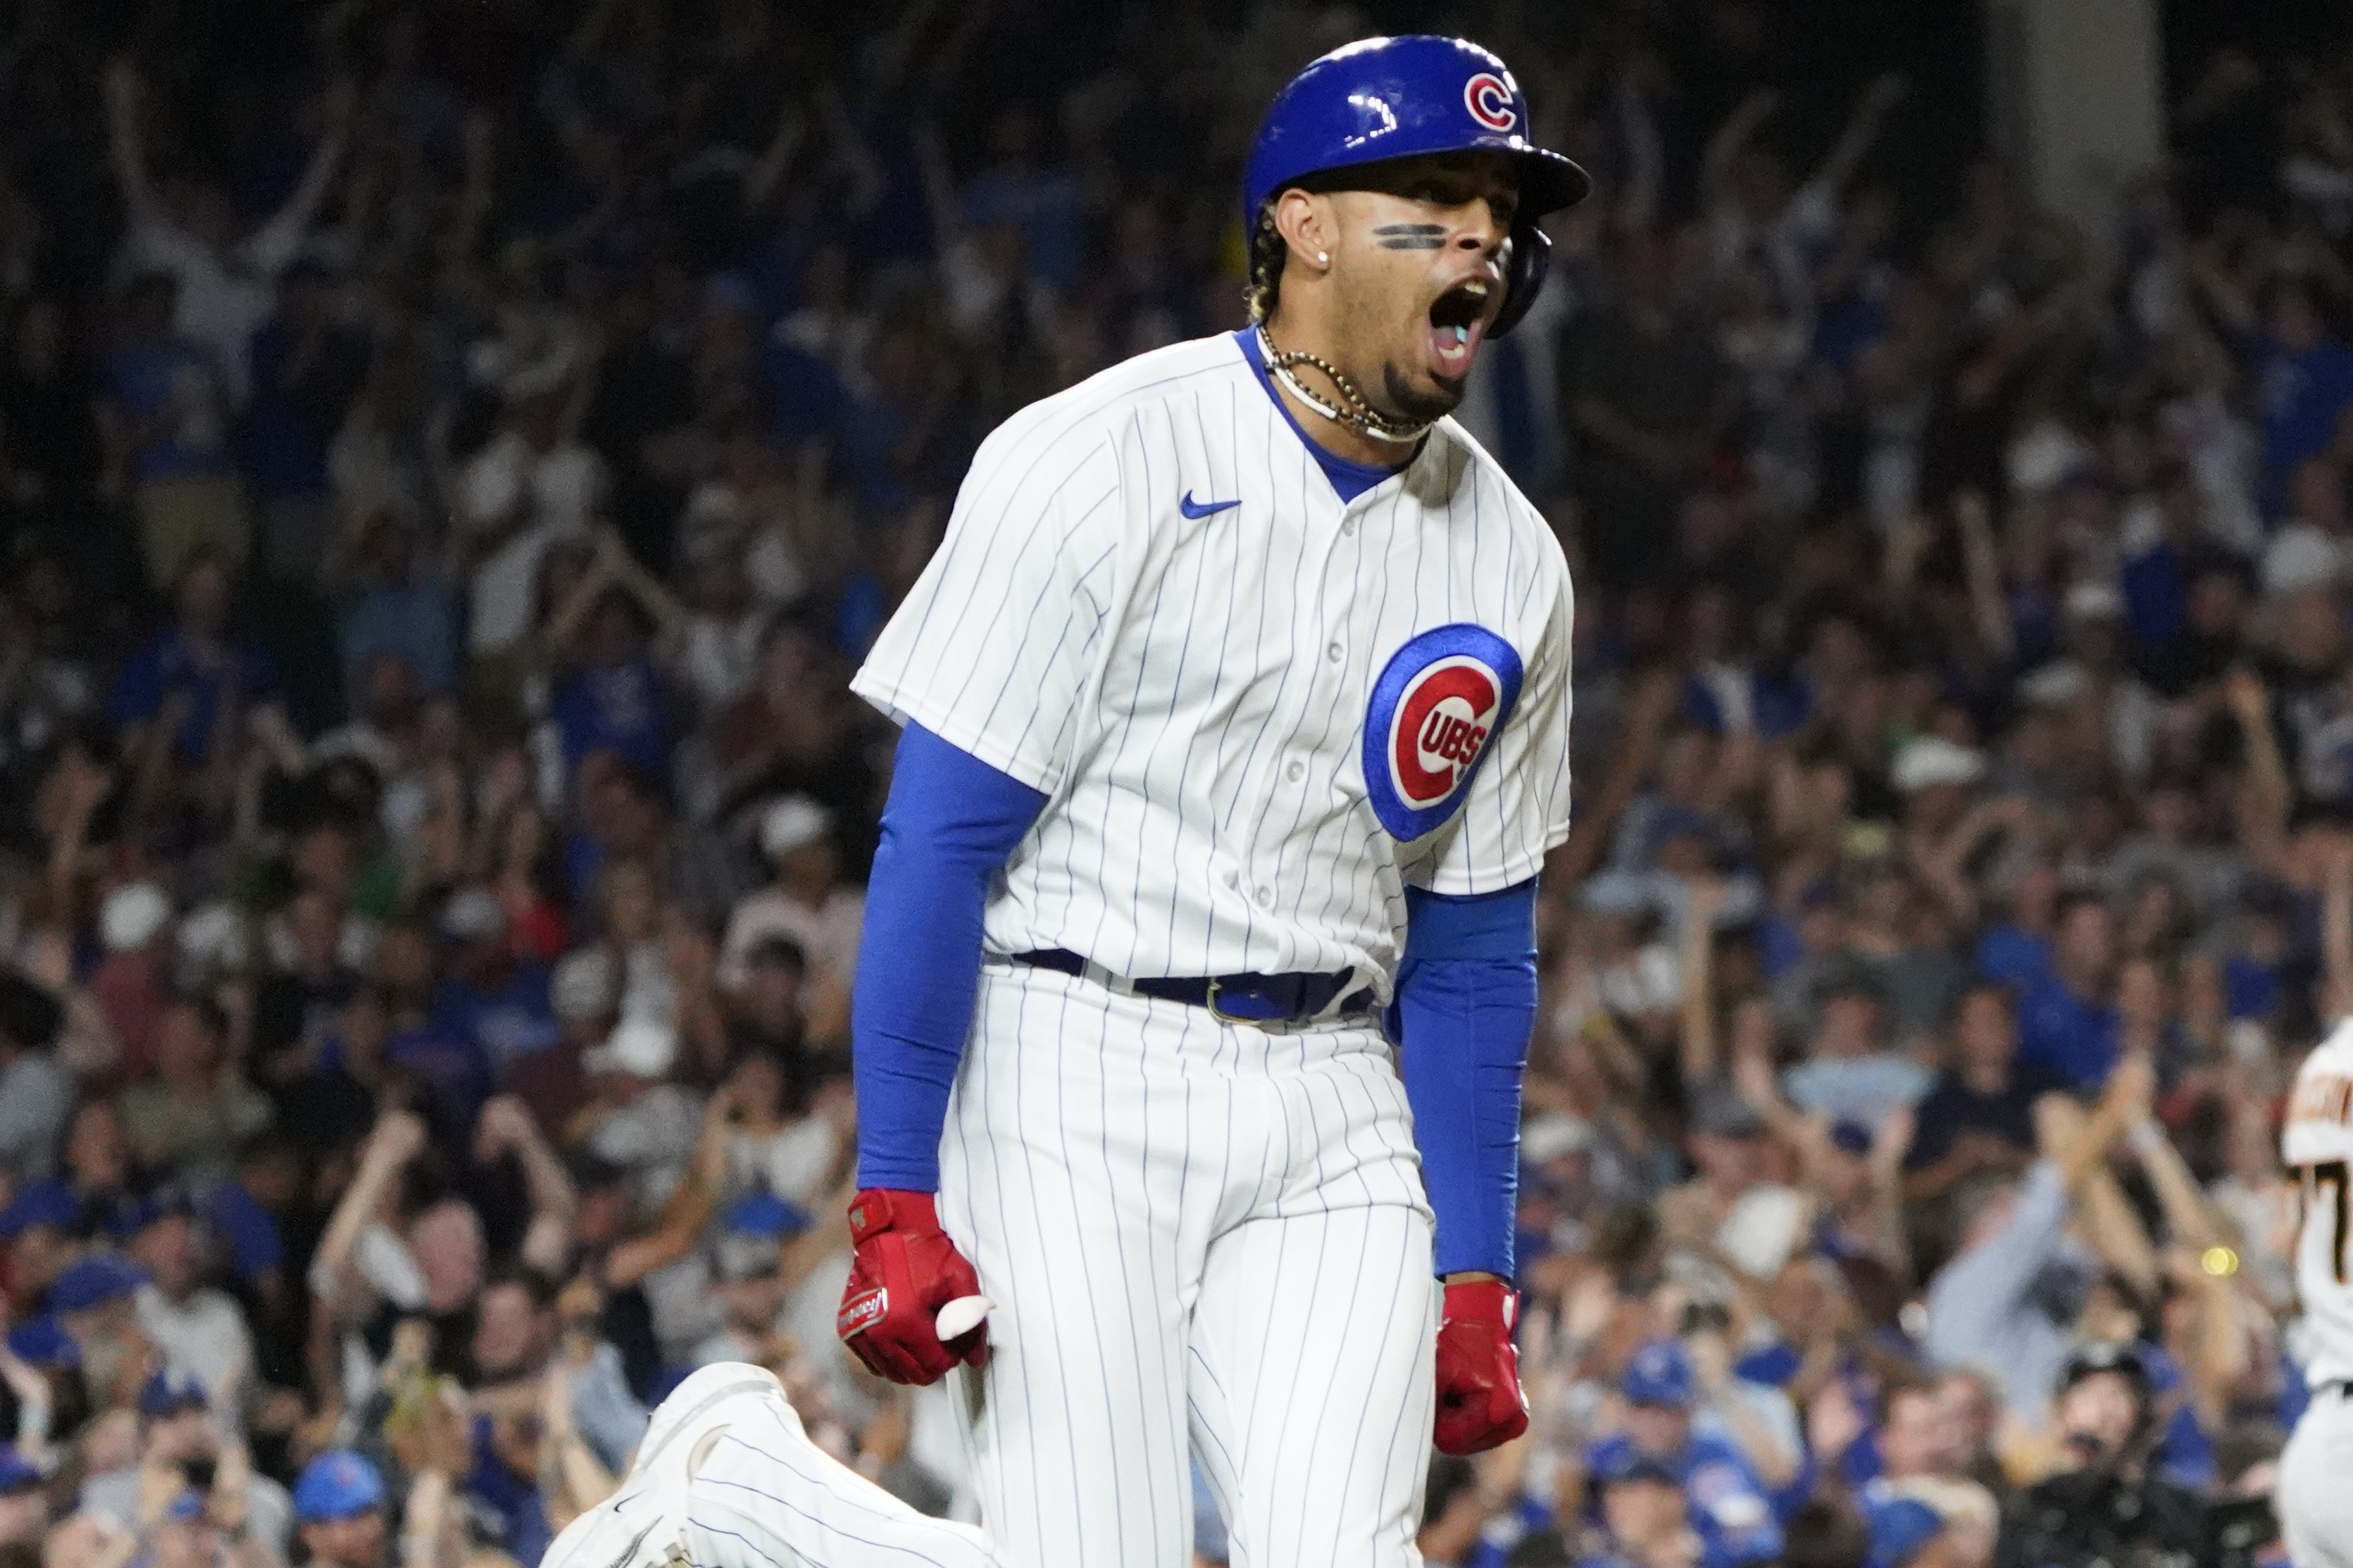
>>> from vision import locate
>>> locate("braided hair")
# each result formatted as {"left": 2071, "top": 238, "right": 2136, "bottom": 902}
{"left": 1244, "top": 202, "right": 1287, "bottom": 325}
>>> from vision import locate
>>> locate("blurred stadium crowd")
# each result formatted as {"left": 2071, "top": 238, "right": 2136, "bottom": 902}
{"left": 0, "top": 1, "right": 2346, "bottom": 1567}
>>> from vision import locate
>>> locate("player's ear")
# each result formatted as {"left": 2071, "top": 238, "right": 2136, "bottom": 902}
{"left": 1272, "top": 187, "right": 1335, "bottom": 275}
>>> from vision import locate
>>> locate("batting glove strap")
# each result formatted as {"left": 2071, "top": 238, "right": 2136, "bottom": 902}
{"left": 1433, "top": 1280, "right": 1530, "bottom": 1457}
{"left": 847, "top": 1187, "right": 940, "bottom": 1246}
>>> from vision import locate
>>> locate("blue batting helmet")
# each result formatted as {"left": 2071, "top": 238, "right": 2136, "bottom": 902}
{"left": 1244, "top": 36, "right": 1590, "bottom": 337}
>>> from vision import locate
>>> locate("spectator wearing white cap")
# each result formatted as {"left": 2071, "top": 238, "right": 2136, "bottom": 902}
{"left": 718, "top": 795, "right": 861, "bottom": 1041}
{"left": 575, "top": 1018, "right": 701, "bottom": 1217}
{"left": 499, "top": 946, "right": 616, "bottom": 1129}
{"left": 89, "top": 882, "right": 173, "bottom": 1081}
{"left": 429, "top": 886, "right": 558, "bottom": 1077}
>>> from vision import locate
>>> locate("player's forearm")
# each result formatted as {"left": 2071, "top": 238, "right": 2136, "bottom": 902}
{"left": 851, "top": 722, "right": 1047, "bottom": 1190}
{"left": 1394, "top": 882, "right": 1539, "bottom": 1280}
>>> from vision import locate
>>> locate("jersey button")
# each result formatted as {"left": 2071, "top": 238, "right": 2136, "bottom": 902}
{"left": 1326, "top": 641, "right": 1344, "bottom": 663}
{"left": 1255, "top": 886, "right": 1274, "bottom": 909}
{"left": 1340, "top": 517, "right": 1358, "bottom": 537}
{"left": 1286, "top": 760, "right": 1305, "bottom": 782}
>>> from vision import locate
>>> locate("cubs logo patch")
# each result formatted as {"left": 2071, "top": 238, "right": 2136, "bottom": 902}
{"left": 1363, "top": 624, "right": 1523, "bottom": 841}
{"left": 1463, "top": 73, "right": 1518, "bottom": 132}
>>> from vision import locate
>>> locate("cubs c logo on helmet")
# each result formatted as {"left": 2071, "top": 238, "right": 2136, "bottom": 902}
{"left": 1463, "top": 72, "right": 1518, "bottom": 132}
{"left": 1363, "top": 624, "right": 1524, "bottom": 841}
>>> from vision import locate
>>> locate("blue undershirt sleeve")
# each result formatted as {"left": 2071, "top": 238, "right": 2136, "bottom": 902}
{"left": 1392, "top": 879, "right": 1540, "bottom": 1279}
{"left": 851, "top": 722, "right": 1049, "bottom": 1190}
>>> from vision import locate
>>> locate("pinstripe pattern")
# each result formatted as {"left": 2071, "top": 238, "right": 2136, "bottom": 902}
{"left": 935, "top": 964, "right": 1437, "bottom": 1568}
{"left": 852, "top": 331, "right": 1575, "bottom": 997}
{"left": 539, "top": 1367, "right": 1013, "bottom": 1568}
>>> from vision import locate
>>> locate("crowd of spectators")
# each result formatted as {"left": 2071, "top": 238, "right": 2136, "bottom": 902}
{"left": 0, "top": 1, "right": 2346, "bottom": 1567}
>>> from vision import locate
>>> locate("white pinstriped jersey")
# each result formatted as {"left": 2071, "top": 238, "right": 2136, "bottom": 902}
{"left": 852, "top": 331, "right": 1574, "bottom": 998}
{"left": 2285, "top": 1017, "right": 2353, "bottom": 1388}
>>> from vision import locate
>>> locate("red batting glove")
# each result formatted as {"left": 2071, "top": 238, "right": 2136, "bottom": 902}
{"left": 835, "top": 1189, "right": 987, "bottom": 1385}
{"left": 1433, "top": 1279, "right": 1529, "bottom": 1456}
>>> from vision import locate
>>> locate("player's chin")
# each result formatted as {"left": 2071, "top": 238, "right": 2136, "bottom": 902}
{"left": 1383, "top": 358, "right": 1468, "bottom": 425}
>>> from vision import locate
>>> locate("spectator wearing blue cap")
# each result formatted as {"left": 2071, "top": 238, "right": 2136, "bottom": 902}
{"left": 1587, "top": 1340, "right": 1783, "bottom": 1568}
{"left": 1862, "top": 1496, "right": 1945, "bottom": 1568}
{"left": 292, "top": 1450, "right": 387, "bottom": 1568}
{"left": 691, "top": 1189, "right": 810, "bottom": 1367}
{"left": 79, "top": 1363, "right": 294, "bottom": 1553}
{"left": 118, "top": 1187, "right": 256, "bottom": 1414}
{"left": 1580, "top": 1448, "right": 1704, "bottom": 1568}
{"left": 47, "top": 1253, "right": 146, "bottom": 1321}
{"left": 0, "top": 1179, "right": 87, "bottom": 1305}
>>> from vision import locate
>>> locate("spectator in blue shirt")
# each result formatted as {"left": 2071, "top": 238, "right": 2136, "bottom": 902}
{"left": 547, "top": 534, "right": 680, "bottom": 783}
{"left": 427, "top": 888, "right": 558, "bottom": 1079}
{"left": 99, "top": 272, "right": 248, "bottom": 589}
{"left": 333, "top": 513, "right": 458, "bottom": 702}
{"left": 1587, "top": 1340, "right": 1782, "bottom": 1568}
{"left": 2256, "top": 276, "right": 2353, "bottom": 513}
{"left": 1975, "top": 860, "right": 2059, "bottom": 991}
{"left": 244, "top": 259, "right": 367, "bottom": 580}
{"left": 2015, "top": 891, "right": 2121, "bottom": 1092}
{"left": 1904, "top": 982, "right": 2067, "bottom": 1204}
{"left": 108, "top": 552, "right": 297, "bottom": 768}
{"left": 1578, "top": 1450, "right": 1706, "bottom": 1568}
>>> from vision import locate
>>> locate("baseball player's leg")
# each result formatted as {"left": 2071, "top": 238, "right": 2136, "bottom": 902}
{"left": 689, "top": 1387, "right": 1012, "bottom": 1568}
{"left": 933, "top": 967, "right": 1200, "bottom": 1568}
{"left": 1186, "top": 1036, "right": 1440, "bottom": 1567}
{"left": 1187, "top": 1202, "right": 1438, "bottom": 1567}
{"left": 542, "top": 1363, "right": 1011, "bottom": 1568}
{"left": 2281, "top": 1398, "right": 2353, "bottom": 1568}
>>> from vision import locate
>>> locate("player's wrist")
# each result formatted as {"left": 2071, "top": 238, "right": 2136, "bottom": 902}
{"left": 1441, "top": 1277, "right": 1518, "bottom": 1326}
{"left": 847, "top": 1188, "right": 943, "bottom": 1244}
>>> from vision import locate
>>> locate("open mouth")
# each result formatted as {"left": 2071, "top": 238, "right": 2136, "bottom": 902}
{"left": 1427, "top": 278, "right": 1492, "bottom": 380}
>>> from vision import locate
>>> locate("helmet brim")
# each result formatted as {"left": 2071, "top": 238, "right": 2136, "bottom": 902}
{"left": 1259, "top": 141, "right": 1592, "bottom": 227}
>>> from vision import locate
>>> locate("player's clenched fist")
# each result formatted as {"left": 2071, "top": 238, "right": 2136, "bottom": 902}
{"left": 1433, "top": 1279, "right": 1529, "bottom": 1456}
{"left": 837, "top": 1188, "right": 987, "bottom": 1384}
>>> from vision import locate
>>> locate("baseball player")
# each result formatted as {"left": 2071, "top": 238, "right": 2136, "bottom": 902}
{"left": 2280, "top": 1015, "right": 2353, "bottom": 1565}
{"left": 544, "top": 32, "right": 1583, "bottom": 1568}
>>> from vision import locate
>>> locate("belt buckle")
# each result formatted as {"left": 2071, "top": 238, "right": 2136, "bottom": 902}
{"left": 1206, "top": 977, "right": 1276, "bottom": 1025}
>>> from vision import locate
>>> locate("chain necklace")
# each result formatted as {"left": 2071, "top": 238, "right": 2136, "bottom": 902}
{"left": 1255, "top": 325, "right": 1430, "bottom": 446}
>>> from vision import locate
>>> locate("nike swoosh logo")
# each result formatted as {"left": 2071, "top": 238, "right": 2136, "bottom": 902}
{"left": 1179, "top": 491, "right": 1242, "bottom": 519}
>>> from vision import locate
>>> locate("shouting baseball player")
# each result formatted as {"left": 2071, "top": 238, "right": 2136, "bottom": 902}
{"left": 541, "top": 33, "right": 1584, "bottom": 1568}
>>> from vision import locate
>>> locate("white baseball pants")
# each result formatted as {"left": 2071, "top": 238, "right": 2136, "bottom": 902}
{"left": 539, "top": 1364, "right": 1013, "bottom": 1568}
{"left": 2283, "top": 1386, "right": 2353, "bottom": 1567}
{"left": 933, "top": 960, "right": 1440, "bottom": 1568}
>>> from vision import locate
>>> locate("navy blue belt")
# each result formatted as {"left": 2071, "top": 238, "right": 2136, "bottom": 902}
{"left": 1013, "top": 949, "right": 1376, "bottom": 1024}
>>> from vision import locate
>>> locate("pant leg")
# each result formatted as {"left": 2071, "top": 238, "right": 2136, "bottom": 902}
{"left": 2282, "top": 1395, "right": 2353, "bottom": 1568}
{"left": 1185, "top": 1034, "right": 1439, "bottom": 1568}
{"left": 541, "top": 1366, "right": 1011, "bottom": 1568}
{"left": 689, "top": 1393, "right": 1011, "bottom": 1568}
{"left": 935, "top": 965, "right": 1204, "bottom": 1568}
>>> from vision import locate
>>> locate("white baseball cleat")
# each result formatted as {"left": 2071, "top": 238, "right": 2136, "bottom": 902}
{"left": 539, "top": 1364, "right": 785, "bottom": 1568}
